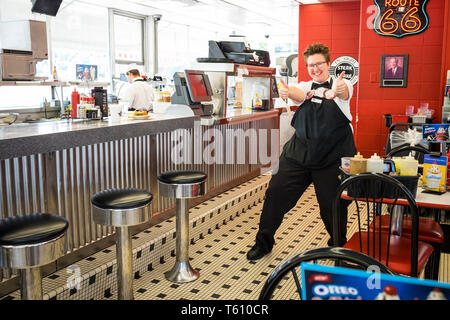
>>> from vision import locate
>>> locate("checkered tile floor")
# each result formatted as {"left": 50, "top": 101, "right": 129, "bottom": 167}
{"left": 132, "top": 187, "right": 450, "bottom": 300}
{"left": 1, "top": 174, "right": 449, "bottom": 300}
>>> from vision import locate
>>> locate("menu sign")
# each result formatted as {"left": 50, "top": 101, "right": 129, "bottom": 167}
{"left": 373, "top": 0, "right": 429, "bottom": 38}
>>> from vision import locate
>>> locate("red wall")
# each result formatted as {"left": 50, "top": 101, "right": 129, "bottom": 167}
{"left": 298, "top": 1, "right": 360, "bottom": 132}
{"left": 298, "top": 0, "right": 447, "bottom": 157}
{"left": 440, "top": 1, "right": 450, "bottom": 103}
{"left": 357, "top": 0, "right": 446, "bottom": 157}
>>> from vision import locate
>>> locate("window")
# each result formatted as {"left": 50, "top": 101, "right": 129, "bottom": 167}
{"left": 111, "top": 11, "right": 146, "bottom": 81}
{"left": 158, "top": 21, "right": 221, "bottom": 79}
{"left": 114, "top": 14, "right": 143, "bottom": 63}
{"left": 52, "top": 3, "right": 109, "bottom": 82}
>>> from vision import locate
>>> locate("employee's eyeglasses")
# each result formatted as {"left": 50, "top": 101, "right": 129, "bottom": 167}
{"left": 307, "top": 61, "right": 327, "bottom": 69}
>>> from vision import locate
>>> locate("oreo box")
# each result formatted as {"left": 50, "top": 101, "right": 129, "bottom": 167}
{"left": 423, "top": 154, "right": 448, "bottom": 194}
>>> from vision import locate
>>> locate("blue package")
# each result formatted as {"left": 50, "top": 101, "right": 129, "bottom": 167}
{"left": 423, "top": 124, "right": 450, "bottom": 142}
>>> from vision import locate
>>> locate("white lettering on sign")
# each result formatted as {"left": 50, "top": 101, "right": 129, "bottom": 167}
{"left": 313, "top": 284, "right": 359, "bottom": 296}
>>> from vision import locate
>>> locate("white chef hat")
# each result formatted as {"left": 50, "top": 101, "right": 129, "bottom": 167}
{"left": 127, "top": 63, "right": 141, "bottom": 73}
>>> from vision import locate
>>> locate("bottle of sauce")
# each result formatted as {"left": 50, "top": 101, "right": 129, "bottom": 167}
{"left": 366, "top": 153, "right": 384, "bottom": 173}
{"left": 400, "top": 153, "right": 419, "bottom": 176}
{"left": 71, "top": 89, "right": 80, "bottom": 119}
{"left": 392, "top": 156, "right": 402, "bottom": 175}
{"left": 349, "top": 152, "right": 367, "bottom": 174}
{"left": 52, "top": 66, "right": 58, "bottom": 81}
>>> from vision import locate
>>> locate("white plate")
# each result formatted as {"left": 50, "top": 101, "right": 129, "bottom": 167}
{"left": 130, "top": 115, "right": 151, "bottom": 120}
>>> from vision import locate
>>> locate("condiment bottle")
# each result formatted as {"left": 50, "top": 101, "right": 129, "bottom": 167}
{"left": 71, "top": 89, "right": 80, "bottom": 119}
{"left": 349, "top": 152, "right": 367, "bottom": 174}
{"left": 366, "top": 153, "right": 384, "bottom": 173}
{"left": 392, "top": 156, "right": 402, "bottom": 175}
{"left": 400, "top": 153, "right": 419, "bottom": 176}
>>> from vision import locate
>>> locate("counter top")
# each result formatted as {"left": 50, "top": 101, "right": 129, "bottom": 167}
{"left": 200, "top": 107, "right": 283, "bottom": 126}
{"left": 0, "top": 114, "right": 197, "bottom": 160}
{"left": 0, "top": 107, "right": 290, "bottom": 160}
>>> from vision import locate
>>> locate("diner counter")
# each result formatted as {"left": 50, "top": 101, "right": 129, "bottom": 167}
{"left": 0, "top": 113, "right": 197, "bottom": 160}
{"left": 200, "top": 106, "right": 296, "bottom": 126}
{"left": 0, "top": 106, "right": 291, "bottom": 160}
{"left": 0, "top": 105, "right": 283, "bottom": 284}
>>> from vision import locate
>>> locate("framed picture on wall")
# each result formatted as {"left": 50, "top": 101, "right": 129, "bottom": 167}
{"left": 380, "top": 54, "right": 408, "bottom": 88}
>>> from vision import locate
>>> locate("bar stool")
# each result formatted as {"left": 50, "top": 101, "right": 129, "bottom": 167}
{"left": 158, "top": 170, "right": 207, "bottom": 283}
{"left": 0, "top": 213, "right": 69, "bottom": 300}
{"left": 91, "top": 188, "right": 152, "bottom": 300}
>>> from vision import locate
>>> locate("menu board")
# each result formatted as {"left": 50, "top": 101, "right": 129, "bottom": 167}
{"left": 301, "top": 263, "right": 450, "bottom": 300}
{"left": 373, "top": 0, "right": 429, "bottom": 38}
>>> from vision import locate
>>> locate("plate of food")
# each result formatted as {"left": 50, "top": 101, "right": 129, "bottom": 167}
{"left": 129, "top": 110, "right": 151, "bottom": 120}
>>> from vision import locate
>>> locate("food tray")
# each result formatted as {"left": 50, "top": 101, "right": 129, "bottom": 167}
{"left": 339, "top": 168, "right": 418, "bottom": 199}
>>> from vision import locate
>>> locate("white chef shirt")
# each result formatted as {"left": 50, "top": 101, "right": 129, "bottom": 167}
{"left": 288, "top": 76, "right": 353, "bottom": 122}
{"left": 125, "top": 78, "right": 154, "bottom": 111}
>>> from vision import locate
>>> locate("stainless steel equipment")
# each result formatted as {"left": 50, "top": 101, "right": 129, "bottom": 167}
{"left": 92, "top": 189, "right": 152, "bottom": 300}
{"left": 0, "top": 20, "right": 48, "bottom": 80}
{"left": 193, "top": 63, "right": 277, "bottom": 115}
{"left": 158, "top": 171, "right": 207, "bottom": 283}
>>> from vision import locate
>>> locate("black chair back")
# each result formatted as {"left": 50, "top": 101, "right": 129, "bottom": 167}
{"left": 384, "top": 122, "right": 429, "bottom": 156}
{"left": 258, "top": 247, "right": 393, "bottom": 300}
{"left": 332, "top": 173, "right": 421, "bottom": 277}
{"left": 387, "top": 144, "right": 430, "bottom": 165}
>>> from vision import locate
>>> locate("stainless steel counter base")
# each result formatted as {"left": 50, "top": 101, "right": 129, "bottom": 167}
{"left": 0, "top": 109, "right": 282, "bottom": 292}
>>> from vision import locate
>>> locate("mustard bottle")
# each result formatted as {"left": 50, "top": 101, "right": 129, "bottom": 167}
{"left": 349, "top": 152, "right": 367, "bottom": 175}
{"left": 392, "top": 157, "right": 402, "bottom": 175}
{"left": 400, "top": 153, "right": 419, "bottom": 176}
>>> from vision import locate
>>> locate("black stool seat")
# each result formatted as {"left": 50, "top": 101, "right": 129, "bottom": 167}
{"left": 0, "top": 214, "right": 69, "bottom": 246}
{"left": 158, "top": 171, "right": 207, "bottom": 185}
{"left": 91, "top": 188, "right": 153, "bottom": 210}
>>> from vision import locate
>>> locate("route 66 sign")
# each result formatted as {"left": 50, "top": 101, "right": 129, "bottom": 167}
{"left": 373, "top": 0, "right": 429, "bottom": 38}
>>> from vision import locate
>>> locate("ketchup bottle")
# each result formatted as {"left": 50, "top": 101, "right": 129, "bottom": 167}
{"left": 71, "top": 89, "right": 80, "bottom": 119}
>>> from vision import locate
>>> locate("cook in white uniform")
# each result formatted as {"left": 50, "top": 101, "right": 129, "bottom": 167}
{"left": 124, "top": 67, "right": 154, "bottom": 112}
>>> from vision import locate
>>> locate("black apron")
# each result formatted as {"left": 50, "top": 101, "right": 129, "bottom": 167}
{"left": 283, "top": 79, "right": 356, "bottom": 169}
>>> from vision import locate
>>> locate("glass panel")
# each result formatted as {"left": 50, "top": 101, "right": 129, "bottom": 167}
{"left": 0, "top": 86, "right": 51, "bottom": 109}
{"left": 51, "top": 2, "right": 109, "bottom": 82}
{"left": 158, "top": 21, "right": 222, "bottom": 79}
{"left": 114, "top": 14, "right": 143, "bottom": 63}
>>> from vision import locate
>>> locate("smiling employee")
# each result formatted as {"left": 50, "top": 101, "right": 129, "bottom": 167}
{"left": 125, "top": 65, "right": 154, "bottom": 112}
{"left": 247, "top": 43, "right": 357, "bottom": 261}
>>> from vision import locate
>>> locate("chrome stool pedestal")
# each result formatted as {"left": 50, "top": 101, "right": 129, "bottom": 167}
{"left": 91, "top": 188, "right": 152, "bottom": 300}
{"left": 158, "top": 171, "right": 207, "bottom": 283}
{"left": 0, "top": 214, "right": 68, "bottom": 300}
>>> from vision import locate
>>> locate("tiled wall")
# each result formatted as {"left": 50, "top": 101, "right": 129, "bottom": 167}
{"left": 298, "top": 0, "right": 449, "bottom": 157}
{"left": 357, "top": 0, "right": 446, "bottom": 157}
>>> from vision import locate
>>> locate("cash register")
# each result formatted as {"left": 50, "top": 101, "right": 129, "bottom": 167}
{"left": 171, "top": 70, "right": 214, "bottom": 116}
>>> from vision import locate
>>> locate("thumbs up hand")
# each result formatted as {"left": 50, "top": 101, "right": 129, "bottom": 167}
{"left": 334, "top": 71, "right": 349, "bottom": 100}
{"left": 278, "top": 78, "right": 289, "bottom": 99}
{"left": 334, "top": 71, "right": 347, "bottom": 97}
